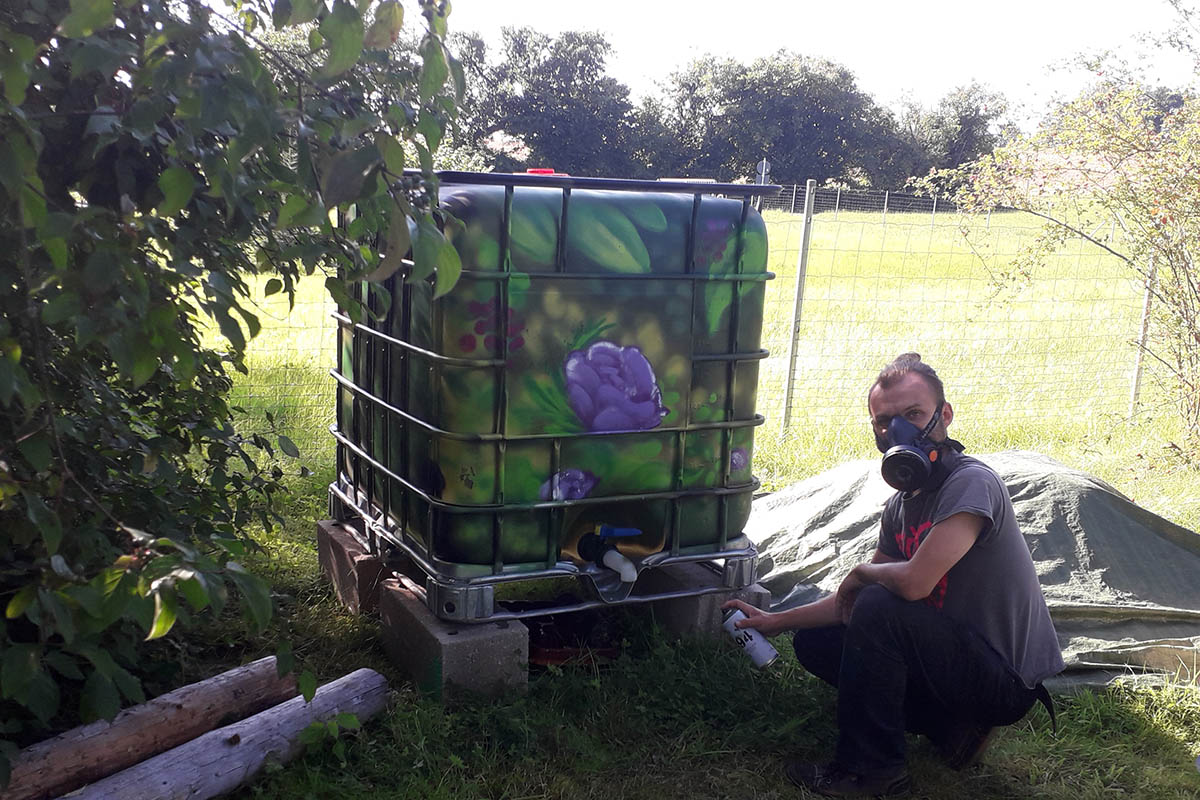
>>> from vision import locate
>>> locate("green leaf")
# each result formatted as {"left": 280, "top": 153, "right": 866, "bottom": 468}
{"left": 375, "top": 133, "right": 405, "bottom": 175}
{"left": 177, "top": 574, "right": 210, "bottom": 612}
{"left": 57, "top": 0, "right": 116, "bottom": 38}
{"left": 1, "top": 33, "right": 35, "bottom": 105}
{"left": 0, "top": 645, "right": 38, "bottom": 699}
{"left": 432, "top": 238, "right": 462, "bottom": 299}
{"left": 289, "top": 0, "right": 324, "bottom": 26}
{"left": 276, "top": 639, "right": 295, "bottom": 677}
{"left": 318, "top": 1, "right": 364, "bottom": 79}
{"left": 363, "top": 0, "right": 403, "bottom": 49}
{"left": 23, "top": 492, "right": 62, "bottom": 555}
{"left": 298, "top": 669, "right": 317, "bottom": 702}
{"left": 321, "top": 146, "right": 381, "bottom": 207}
{"left": 278, "top": 435, "right": 300, "bottom": 458}
{"left": 416, "top": 110, "right": 442, "bottom": 151}
{"left": 42, "top": 291, "right": 80, "bottom": 324}
{"left": 156, "top": 167, "right": 194, "bottom": 217}
{"left": 271, "top": 0, "right": 293, "bottom": 28}
{"left": 145, "top": 587, "right": 177, "bottom": 640}
{"left": 409, "top": 213, "right": 441, "bottom": 283}
{"left": 44, "top": 651, "right": 84, "bottom": 680}
{"left": 18, "top": 431, "right": 52, "bottom": 473}
{"left": 367, "top": 211, "right": 412, "bottom": 282}
{"left": 448, "top": 54, "right": 466, "bottom": 102}
{"left": 5, "top": 585, "right": 36, "bottom": 620}
{"left": 278, "top": 194, "right": 321, "bottom": 229}
{"left": 40, "top": 588, "right": 76, "bottom": 644}
{"left": 21, "top": 672, "right": 60, "bottom": 723}
{"left": 42, "top": 237, "right": 68, "bottom": 270}
{"left": 80, "top": 670, "right": 120, "bottom": 722}
{"left": 264, "top": 278, "right": 283, "bottom": 297}
{"left": 418, "top": 36, "right": 449, "bottom": 101}
{"left": 333, "top": 711, "right": 360, "bottom": 729}
{"left": 226, "top": 562, "right": 272, "bottom": 632}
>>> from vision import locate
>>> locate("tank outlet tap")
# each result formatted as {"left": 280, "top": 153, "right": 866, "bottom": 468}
{"left": 577, "top": 524, "right": 641, "bottom": 583}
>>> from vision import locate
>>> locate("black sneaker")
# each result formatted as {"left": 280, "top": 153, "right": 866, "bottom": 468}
{"left": 932, "top": 723, "right": 997, "bottom": 770}
{"left": 784, "top": 760, "right": 911, "bottom": 798}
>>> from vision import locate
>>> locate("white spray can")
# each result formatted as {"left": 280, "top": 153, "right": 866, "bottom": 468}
{"left": 722, "top": 608, "right": 779, "bottom": 669}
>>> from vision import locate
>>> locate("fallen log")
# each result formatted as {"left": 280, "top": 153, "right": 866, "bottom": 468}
{"left": 64, "top": 668, "right": 389, "bottom": 800}
{"left": 4, "top": 656, "right": 296, "bottom": 800}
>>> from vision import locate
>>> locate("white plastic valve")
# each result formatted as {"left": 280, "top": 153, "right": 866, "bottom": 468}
{"left": 601, "top": 548, "right": 638, "bottom": 583}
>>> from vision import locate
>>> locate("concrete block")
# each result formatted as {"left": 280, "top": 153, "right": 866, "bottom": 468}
{"left": 637, "top": 562, "right": 772, "bottom": 639}
{"left": 317, "top": 520, "right": 386, "bottom": 615}
{"left": 378, "top": 579, "right": 528, "bottom": 701}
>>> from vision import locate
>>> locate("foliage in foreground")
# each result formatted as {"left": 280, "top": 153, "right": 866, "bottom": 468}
{"left": 0, "top": 0, "right": 464, "bottom": 780}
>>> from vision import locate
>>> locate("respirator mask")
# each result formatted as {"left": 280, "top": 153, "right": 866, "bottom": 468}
{"left": 875, "top": 402, "right": 945, "bottom": 493}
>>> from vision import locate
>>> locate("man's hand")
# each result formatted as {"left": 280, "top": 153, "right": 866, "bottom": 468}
{"left": 720, "top": 599, "right": 782, "bottom": 637}
{"left": 835, "top": 567, "right": 869, "bottom": 625}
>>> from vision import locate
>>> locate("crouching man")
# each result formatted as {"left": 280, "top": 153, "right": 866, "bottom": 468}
{"left": 725, "top": 353, "right": 1063, "bottom": 798}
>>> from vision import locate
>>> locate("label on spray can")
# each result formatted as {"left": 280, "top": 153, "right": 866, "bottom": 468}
{"left": 722, "top": 608, "right": 779, "bottom": 669}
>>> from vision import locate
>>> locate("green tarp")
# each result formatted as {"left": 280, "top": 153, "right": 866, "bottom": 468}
{"left": 746, "top": 451, "right": 1200, "bottom": 690}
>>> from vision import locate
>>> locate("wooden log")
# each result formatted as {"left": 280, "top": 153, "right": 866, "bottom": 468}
{"left": 64, "top": 668, "right": 389, "bottom": 800}
{"left": 4, "top": 656, "right": 296, "bottom": 800}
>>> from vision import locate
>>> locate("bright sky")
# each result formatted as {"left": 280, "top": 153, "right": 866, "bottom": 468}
{"left": 449, "top": 0, "right": 1196, "bottom": 125}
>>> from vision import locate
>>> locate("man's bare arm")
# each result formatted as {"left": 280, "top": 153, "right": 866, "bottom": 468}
{"left": 845, "top": 512, "right": 983, "bottom": 602}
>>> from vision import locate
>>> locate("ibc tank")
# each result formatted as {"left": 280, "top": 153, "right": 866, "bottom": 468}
{"left": 330, "top": 172, "right": 777, "bottom": 621}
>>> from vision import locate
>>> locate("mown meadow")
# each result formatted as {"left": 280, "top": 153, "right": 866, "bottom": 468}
{"left": 185, "top": 207, "right": 1199, "bottom": 799}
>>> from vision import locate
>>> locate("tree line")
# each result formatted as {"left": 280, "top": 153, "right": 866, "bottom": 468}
{"left": 443, "top": 27, "right": 1012, "bottom": 187}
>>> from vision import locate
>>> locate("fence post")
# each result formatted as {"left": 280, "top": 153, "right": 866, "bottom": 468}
{"left": 931, "top": 195, "right": 937, "bottom": 224}
{"left": 834, "top": 186, "right": 841, "bottom": 220}
{"left": 780, "top": 179, "right": 817, "bottom": 433}
{"left": 882, "top": 190, "right": 889, "bottom": 224}
{"left": 1129, "top": 257, "right": 1157, "bottom": 418}
{"left": 789, "top": 184, "right": 798, "bottom": 214}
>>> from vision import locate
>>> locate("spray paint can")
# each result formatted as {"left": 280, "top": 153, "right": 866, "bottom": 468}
{"left": 721, "top": 608, "right": 779, "bottom": 669}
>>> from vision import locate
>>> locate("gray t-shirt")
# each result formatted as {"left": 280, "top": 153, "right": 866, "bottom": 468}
{"left": 878, "top": 450, "right": 1064, "bottom": 687}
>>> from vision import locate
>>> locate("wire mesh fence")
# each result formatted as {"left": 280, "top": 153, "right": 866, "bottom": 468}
{"left": 756, "top": 182, "right": 1148, "bottom": 453}
{"left": 226, "top": 182, "right": 1152, "bottom": 477}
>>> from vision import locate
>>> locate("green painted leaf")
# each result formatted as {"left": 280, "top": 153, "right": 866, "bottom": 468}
{"left": 318, "top": 1, "right": 364, "bottom": 79}
{"left": 298, "top": 669, "right": 317, "bottom": 702}
{"left": 278, "top": 435, "right": 300, "bottom": 458}
{"left": 156, "top": 166, "right": 194, "bottom": 217}
{"left": 57, "top": 0, "right": 116, "bottom": 38}
{"left": 418, "top": 36, "right": 448, "bottom": 101}
{"left": 320, "top": 146, "right": 381, "bottom": 207}
{"left": 363, "top": 0, "right": 403, "bottom": 49}
{"left": 80, "top": 670, "right": 120, "bottom": 722}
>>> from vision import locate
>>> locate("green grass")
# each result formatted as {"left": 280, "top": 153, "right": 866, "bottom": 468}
{"left": 175, "top": 208, "right": 1200, "bottom": 798}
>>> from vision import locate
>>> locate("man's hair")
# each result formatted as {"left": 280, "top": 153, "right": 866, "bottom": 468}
{"left": 870, "top": 352, "right": 945, "bottom": 404}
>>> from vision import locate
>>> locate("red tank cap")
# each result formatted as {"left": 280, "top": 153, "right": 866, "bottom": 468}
{"left": 525, "top": 168, "right": 557, "bottom": 174}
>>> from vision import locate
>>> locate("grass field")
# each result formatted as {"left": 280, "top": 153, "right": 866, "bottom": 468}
{"left": 174, "top": 207, "right": 1200, "bottom": 799}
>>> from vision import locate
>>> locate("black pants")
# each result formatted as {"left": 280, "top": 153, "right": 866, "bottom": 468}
{"left": 793, "top": 584, "right": 1038, "bottom": 775}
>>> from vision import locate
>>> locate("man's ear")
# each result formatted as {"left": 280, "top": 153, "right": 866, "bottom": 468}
{"left": 942, "top": 401, "right": 954, "bottom": 429}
